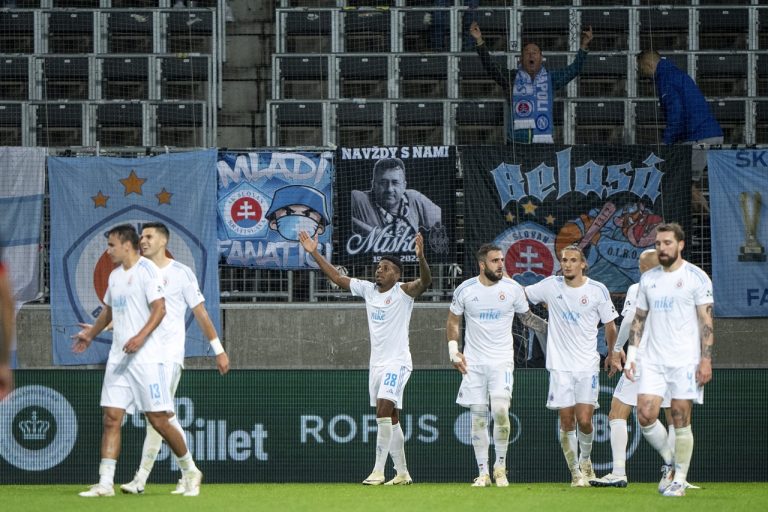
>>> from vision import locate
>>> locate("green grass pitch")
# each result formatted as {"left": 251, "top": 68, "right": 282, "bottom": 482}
{"left": 2, "top": 483, "right": 768, "bottom": 512}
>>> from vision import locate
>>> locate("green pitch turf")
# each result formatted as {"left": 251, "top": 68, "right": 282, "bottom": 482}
{"left": 2, "top": 483, "right": 767, "bottom": 512}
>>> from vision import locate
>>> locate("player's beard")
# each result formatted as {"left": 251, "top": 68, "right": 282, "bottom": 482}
{"left": 658, "top": 250, "right": 679, "bottom": 268}
{"left": 484, "top": 267, "right": 502, "bottom": 282}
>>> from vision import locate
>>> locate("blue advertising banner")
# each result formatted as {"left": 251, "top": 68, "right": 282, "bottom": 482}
{"left": 216, "top": 151, "right": 334, "bottom": 269}
{"left": 709, "top": 150, "right": 768, "bottom": 317}
{"left": 48, "top": 150, "right": 220, "bottom": 365}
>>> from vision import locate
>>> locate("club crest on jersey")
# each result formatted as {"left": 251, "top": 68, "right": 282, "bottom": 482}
{"left": 219, "top": 183, "right": 270, "bottom": 239}
{"left": 499, "top": 291, "right": 506, "bottom": 302}
{"left": 676, "top": 279, "right": 684, "bottom": 288}
{"left": 385, "top": 296, "right": 392, "bottom": 305}
{"left": 580, "top": 295, "right": 588, "bottom": 305}
{"left": 493, "top": 222, "right": 558, "bottom": 286}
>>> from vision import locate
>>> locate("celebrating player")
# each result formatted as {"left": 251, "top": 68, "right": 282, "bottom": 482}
{"left": 524, "top": 245, "right": 619, "bottom": 487}
{"left": 446, "top": 243, "right": 547, "bottom": 487}
{"left": 624, "top": 223, "right": 714, "bottom": 497}
{"left": 72, "top": 224, "right": 203, "bottom": 497}
{"left": 299, "top": 230, "right": 432, "bottom": 486}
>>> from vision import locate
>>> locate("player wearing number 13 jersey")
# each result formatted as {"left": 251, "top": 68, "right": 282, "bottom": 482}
{"left": 299, "top": 230, "right": 432, "bottom": 486}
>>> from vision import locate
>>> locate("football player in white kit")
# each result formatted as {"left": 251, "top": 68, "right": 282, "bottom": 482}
{"left": 299, "top": 230, "right": 432, "bottom": 486}
{"left": 524, "top": 244, "right": 619, "bottom": 487}
{"left": 72, "top": 225, "right": 202, "bottom": 497}
{"left": 117, "top": 222, "right": 230, "bottom": 495}
{"left": 446, "top": 244, "right": 548, "bottom": 487}
{"left": 590, "top": 248, "right": 675, "bottom": 488}
{"left": 624, "top": 223, "right": 714, "bottom": 497}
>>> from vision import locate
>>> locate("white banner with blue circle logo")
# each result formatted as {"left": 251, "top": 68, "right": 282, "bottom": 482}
{"left": 48, "top": 150, "right": 220, "bottom": 365}
{"left": 217, "top": 151, "right": 334, "bottom": 269}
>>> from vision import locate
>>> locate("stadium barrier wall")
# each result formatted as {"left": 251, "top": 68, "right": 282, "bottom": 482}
{"left": 17, "top": 306, "right": 768, "bottom": 369}
{"left": 1, "top": 369, "right": 765, "bottom": 484}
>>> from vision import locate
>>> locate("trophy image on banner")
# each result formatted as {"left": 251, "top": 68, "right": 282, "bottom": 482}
{"left": 738, "top": 191, "right": 766, "bottom": 262}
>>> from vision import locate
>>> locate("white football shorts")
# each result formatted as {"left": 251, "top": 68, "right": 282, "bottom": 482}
{"left": 546, "top": 369, "right": 600, "bottom": 410}
{"left": 101, "top": 360, "right": 179, "bottom": 413}
{"left": 638, "top": 362, "right": 704, "bottom": 404}
{"left": 456, "top": 361, "right": 514, "bottom": 407}
{"left": 369, "top": 365, "right": 411, "bottom": 408}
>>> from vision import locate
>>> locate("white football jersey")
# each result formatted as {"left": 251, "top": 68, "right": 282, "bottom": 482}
{"left": 158, "top": 260, "right": 205, "bottom": 367}
{"left": 103, "top": 256, "right": 167, "bottom": 365}
{"left": 525, "top": 276, "right": 618, "bottom": 371}
{"left": 350, "top": 278, "right": 414, "bottom": 369}
{"left": 450, "top": 277, "right": 529, "bottom": 365}
{"left": 636, "top": 261, "right": 713, "bottom": 367}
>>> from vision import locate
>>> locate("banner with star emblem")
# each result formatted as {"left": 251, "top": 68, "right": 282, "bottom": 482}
{"left": 217, "top": 151, "right": 334, "bottom": 269}
{"left": 462, "top": 145, "right": 691, "bottom": 292}
{"left": 48, "top": 150, "right": 220, "bottom": 365}
{"left": 335, "top": 146, "right": 457, "bottom": 265}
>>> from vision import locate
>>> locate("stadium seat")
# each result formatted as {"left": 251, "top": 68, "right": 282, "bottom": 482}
{"left": 708, "top": 99, "right": 745, "bottom": 143}
{"left": 273, "top": 55, "right": 329, "bottom": 100}
{"left": 335, "top": 100, "right": 384, "bottom": 147}
{"left": 342, "top": 8, "right": 391, "bottom": 53}
{"left": 160, "top": 55, "right": 211, "bottom": 101}
{"left": 696, "top": 54, "right": 747, "bottom": 97}
{"left": 96, "top": 102, "right": 145, "bottom": 147}
{"left": 521, "top": 9, "right": 570, "bottom": 52}
{"left": 467, "top": 9, "right": 508, "bottom": 52}
{"left": 639, "top": 7, "right": 688, "bottom": 52}
{"left": 105, "top": 10, "right": 155, "bottom": 54}
{"left": 41, "top": 57, "right": 91, "bottom": 100}
{"left": 580, "top": 9, "right": 628, "bottom": 52}
{"left": 0, "top": 56, "right": 31, "bottom": 101}
{"left": 757, "top": 54, "right": 768, "bottom": 97}
{"left": 698, "top": 7, "right": 748, "bottom": 50}
{"left": 270, "top": 101, "right": 325, "bottom": 146}
{"left": 578, "top": 54, "right": 627, "bottom": 98}
{"left": 399, "top": 55, "right": 448, "bottom": 99}
{"left": 47, "top": 10, "right": 95, "bottom": 54}
{"left": 0, "top": 103, "right": 23, "bottom": 146}
{"left": 457, "top": 53, "right": 506, "bottom": 99}
{"left": 453, "top": 100, "right": 505, "bottom": 145}
{"left": 0, "top": 11, "right": 35, "bottom": 54}
{"left": 101, "top": 56, "right": 150, "bottom": 100}
{"left": 394, "top": 101, "right": 444, "bottom": 145}
{"left": 757, "top": 101, "right": 768, "bottom": 144}
{"left": 35, "top": 102, "right": 84, "bottom": 147}
{"left": 279, "top": 9, "right": 332, "bottom": 53}
{"left": 574, "top": 100, "right": 625, "bottom": 144}
{"left": 155, "top": 101, "right": 208, "bottom": 147}
{"left": 339, "top": 54, "right": 389, "bottom": 99}
{"left": 166, "top": 9, "right": 215, "bottom": 54}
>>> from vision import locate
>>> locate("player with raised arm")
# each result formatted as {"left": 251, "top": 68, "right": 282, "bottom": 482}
{"left": 118, "top": 222, "right": 230, "bottom": 495}
{"left": 299, "top": 230, "right": 432, "bottom": 486}
{"left": 446, "top": 244, "right": 548, "bottom": 487}
{"left": 524, "top": 244, "right": 619, "bottom": 487}
{"left": 624, "top": 223, "right": 714, "bottom": 497}
{"left": 72, "top": 224, "right": 202, "bottom": 497}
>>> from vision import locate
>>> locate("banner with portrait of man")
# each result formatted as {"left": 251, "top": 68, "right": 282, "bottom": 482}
{"left": 462, "top": 145, "right": 691, "bottom": 293}
{"left": 336, "top": 146, "right": 457, "bottom": 265}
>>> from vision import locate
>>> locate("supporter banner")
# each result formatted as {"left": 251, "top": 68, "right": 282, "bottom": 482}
{"left": 335, "top": 146, "right": 456, "bottom": 264}
{"left": 48, "top": 150, "right": 220, "bottom": 365}
{"left": 1, "top": 369, "right": 764, "bottom": 483}
{"left": 0, "top": 147, "right": 46, "bottom": 365}
{"left": 709, "top": 150, "right": 768, "bottom": 317}
{"left": 462, "top": 146, "right": 691, "bottom": 292}
{"left": 217, "top": 152, "right": 334, "bottom": 269}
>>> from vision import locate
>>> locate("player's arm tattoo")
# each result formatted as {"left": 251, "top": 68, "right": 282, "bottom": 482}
{"left": 698, "top": 303, "right": 715, "bottom": 359}
{"left": 628, "top": 308, "right": 648, "bottom": 347}
{"left": 519, "top": 310, "right": 548, "bottom": 341}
